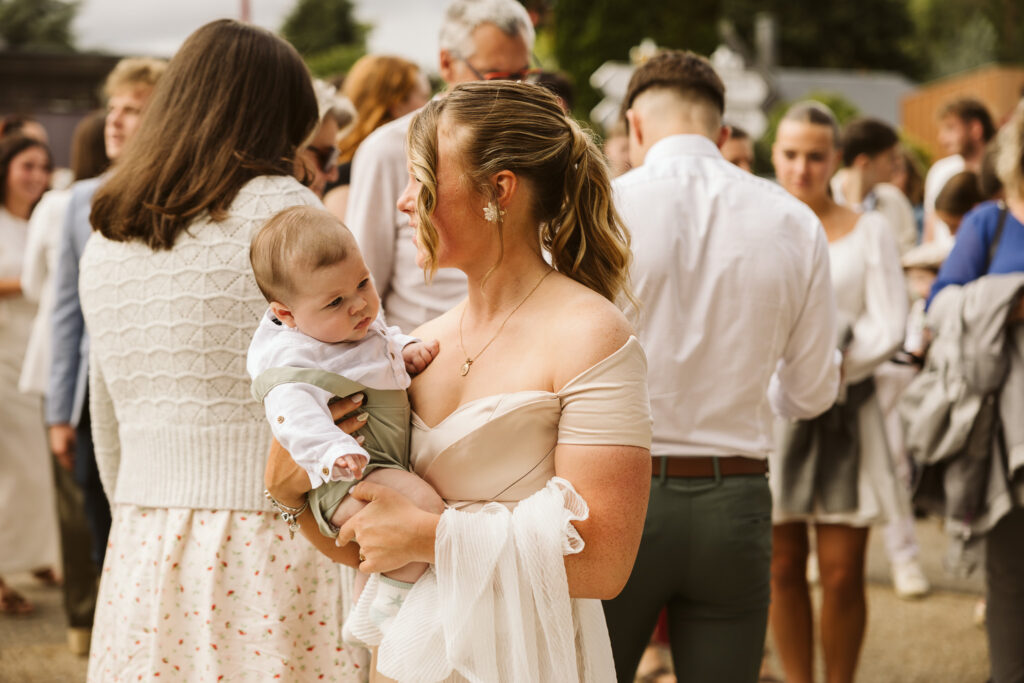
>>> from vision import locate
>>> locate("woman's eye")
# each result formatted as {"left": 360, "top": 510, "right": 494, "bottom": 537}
{"left": 327, "top": 296, "right": 343, "bottom": 308}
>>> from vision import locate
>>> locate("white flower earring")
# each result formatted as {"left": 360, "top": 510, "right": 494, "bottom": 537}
{"left": 483, "top": 201, "right": 505, "bottom": 223}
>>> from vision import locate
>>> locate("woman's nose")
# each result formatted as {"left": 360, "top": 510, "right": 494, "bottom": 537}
{"left": 397, "top": 178, "right": 415, "bottom": 214}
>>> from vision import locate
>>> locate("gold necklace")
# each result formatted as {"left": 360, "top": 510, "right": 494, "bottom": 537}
{"left": 458, "top": 269, "right": 553, "bottom": 377}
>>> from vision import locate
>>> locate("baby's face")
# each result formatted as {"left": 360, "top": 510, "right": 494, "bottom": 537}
{"left": 286, "top": 253, "right": 381, "bottom": 344}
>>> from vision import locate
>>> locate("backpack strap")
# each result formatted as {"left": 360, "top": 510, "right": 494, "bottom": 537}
{"left": 985, "top": 201, "right": 1009, "bottom": 274}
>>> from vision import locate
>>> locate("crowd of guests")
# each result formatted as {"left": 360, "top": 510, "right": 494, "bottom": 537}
{"left": 1, "top": 1, "right": 1022, "bottom": 682}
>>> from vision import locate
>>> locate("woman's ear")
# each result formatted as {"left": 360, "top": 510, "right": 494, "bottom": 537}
{"left": 492, "top": 169, "right": 518, "bottom": 209}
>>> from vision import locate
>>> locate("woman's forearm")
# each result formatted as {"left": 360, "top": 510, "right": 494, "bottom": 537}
{"left": 0, "top": 277, "right": 22, "bottom": 297}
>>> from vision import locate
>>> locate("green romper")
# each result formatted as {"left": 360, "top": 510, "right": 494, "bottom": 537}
{"left": 252, "top": 367, "right": 410, "bottom": 538}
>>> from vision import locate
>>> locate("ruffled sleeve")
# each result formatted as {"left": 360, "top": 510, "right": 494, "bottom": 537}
{"left": 556, "top": 336, "right": 653, "bottom": 449}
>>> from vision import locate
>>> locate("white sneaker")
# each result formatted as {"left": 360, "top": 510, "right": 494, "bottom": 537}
{"left": 892, "top": 559, "right": 930, "bottom": 599}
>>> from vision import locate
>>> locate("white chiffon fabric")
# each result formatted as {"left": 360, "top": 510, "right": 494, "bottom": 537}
{"left": 353, "top": 477, "right": 614, "bottom": 683}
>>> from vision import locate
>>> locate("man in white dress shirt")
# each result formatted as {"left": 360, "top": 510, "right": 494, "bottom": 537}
{"left": 602, "top": 50, "right": 840, "bottom": 682}
{"left": 922, "top": 97, "right": 995, "bottom": 246}
{"left": 345, "top": 0, "right": 534, "bottom": 333}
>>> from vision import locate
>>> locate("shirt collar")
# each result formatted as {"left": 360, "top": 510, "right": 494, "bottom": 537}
{"left": 644, "top": 134, "right": 723, "bottom": 165}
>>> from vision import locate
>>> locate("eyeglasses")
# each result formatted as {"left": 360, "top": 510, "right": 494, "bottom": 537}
{"left": 460, "top": 58, "right": 541, "bottom": 82}
{"left": 306, "top": 144, "right": 339, "bottom": 173}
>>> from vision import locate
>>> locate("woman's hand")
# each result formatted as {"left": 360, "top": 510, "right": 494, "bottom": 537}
{"left": 336, "top": 481, "right": 440, "bottom": 573}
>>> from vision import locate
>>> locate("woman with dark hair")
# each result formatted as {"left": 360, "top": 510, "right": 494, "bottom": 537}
{"left": 0, "top": 134, "right": 56, "bottom": 615}
{"left": 78, "top": 20, "right": 366, "bottom": 679}
{"left": 267, "top": 81, "right": 652, "bottom": 681}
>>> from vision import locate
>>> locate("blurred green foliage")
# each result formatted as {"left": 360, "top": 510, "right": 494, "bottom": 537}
{"left": 281, "top": 0, "right": 367, "bottom": 79}
{"left": 0, "top": 0, "right": 77, "bottom": 52}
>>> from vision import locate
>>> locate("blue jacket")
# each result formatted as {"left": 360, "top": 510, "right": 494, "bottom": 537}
{"left": 46, "top": 176, "right": 102, "bottom": 426}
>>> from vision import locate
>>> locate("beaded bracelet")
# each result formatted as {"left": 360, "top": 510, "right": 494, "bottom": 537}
{"left": 263, "top": 489, "right": 308, "bottom": 539}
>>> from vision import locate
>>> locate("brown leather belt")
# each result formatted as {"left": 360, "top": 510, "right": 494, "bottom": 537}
{"left": 652, "top": 456, "right": 768, "bottom": 478}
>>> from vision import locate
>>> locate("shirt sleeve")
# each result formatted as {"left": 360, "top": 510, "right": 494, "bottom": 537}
{"left": 263, "top": 382, "right": 370, "bottom": 487}
{"left": 928, "top": 205, "right": 992, "bottom": 307}
{"left": 557, "top": 338, "right": 652, "bottom": 449}
{"left": 46, "top": 187, "right": 86, "bottom": 425}
{"left": 768, "top": 222, "right": 841, "bottom": 420}
{"left": 346, "top": 124, "right": 407, "bottom": 306}
{"left": 843, "top": 213, "right": 908, "bottom": 383}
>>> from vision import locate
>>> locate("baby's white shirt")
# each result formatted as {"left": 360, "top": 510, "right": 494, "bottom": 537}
{"left": 247, "top": 309, "right": 416, "bottom": 488}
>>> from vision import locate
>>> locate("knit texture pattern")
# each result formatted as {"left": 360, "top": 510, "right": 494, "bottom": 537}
{"left": 80, "top": 175, "right": 321, "bottom": 512}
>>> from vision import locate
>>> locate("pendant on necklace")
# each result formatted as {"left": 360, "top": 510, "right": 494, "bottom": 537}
{"left": 460, "top": 359, "right": 473, "bottom": 376}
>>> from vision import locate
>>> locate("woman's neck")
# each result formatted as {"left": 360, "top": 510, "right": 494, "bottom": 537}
{"left": 462, "top": 244, "right": 552, "bottom": 322}
{"left": 805, "top": 193, "right": 837, "bottom": 221}
{"left": 4, "top": 197, "right": 32, "bottom": 220}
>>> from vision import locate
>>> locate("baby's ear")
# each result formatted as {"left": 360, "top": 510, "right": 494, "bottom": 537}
{"left": 269, "top": 301, "right": 297, "bottom": 328}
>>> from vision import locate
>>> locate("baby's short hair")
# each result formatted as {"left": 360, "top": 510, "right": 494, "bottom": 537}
{"left": 250, "top": 205, "right": 355, "bottom": 303}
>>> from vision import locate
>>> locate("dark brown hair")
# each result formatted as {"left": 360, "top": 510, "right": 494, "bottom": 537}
{"left": 940, "top": 98, "right": 996, "bottom": 143}
{"left": 70, "top": 110, "right": 109, "bottom": 181}
{"left": 90, "top": 20, "right": 318, "bottom": 250}
{"left": 0, "top": 135, "right": 52, "bottom": 207}
{"left": 935, "top": 171, "right": 984, "bottom": 218}
{"left": 840, "top": 117, "right": 899, "bottom": 167}
{"left": 408, "top": 81, "right": 632, "bottom": 302}
{"left": 621, "top": 50, "right": 725, "bottom": 121}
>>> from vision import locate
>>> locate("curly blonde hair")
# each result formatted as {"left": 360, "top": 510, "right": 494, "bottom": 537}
{"left": 406, "top": 81, "right": 632, "bottom": 303}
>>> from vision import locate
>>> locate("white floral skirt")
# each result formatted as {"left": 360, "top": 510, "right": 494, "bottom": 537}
{"left": 88, "top": 504, "right": 368, "bottom": 682}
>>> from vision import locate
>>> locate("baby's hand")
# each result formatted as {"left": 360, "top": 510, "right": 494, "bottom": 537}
{"left": 332, "top": 453, "right": 367, "bottom": 481}
{"left": 403, "top": 339, "right": 440, "bottom": 376}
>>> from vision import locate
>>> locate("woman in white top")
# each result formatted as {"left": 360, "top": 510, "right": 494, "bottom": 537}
{"left": 266, "top": 81, "right": 653, "bottom": 682}
{"left": 770, "top": 102, "right": 908, "bottom": 683}
{"left": 78, "top": 20, "right": 367, "bottom": 680}
{"left": 0, "top": 134, "right": 58, "bottom": 615}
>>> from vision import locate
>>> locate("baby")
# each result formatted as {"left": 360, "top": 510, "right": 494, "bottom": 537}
{"left": 247, "top": 205, "right": 444, "bottom": 638}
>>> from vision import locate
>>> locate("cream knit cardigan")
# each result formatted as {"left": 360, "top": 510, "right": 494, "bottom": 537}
{"left": 80, "top": 176, "right": 320, "bottom": 512}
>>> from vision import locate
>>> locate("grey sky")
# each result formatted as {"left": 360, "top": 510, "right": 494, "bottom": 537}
{"left": 72, "top": 0, "right": 449, "bottom": 72}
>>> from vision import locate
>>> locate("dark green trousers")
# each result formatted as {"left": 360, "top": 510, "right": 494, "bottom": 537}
{"left": 603, "top": 468, "right": 772, "bottom": 683}
{"left": 52, "top": 453, "right": 99, "bottom": 628}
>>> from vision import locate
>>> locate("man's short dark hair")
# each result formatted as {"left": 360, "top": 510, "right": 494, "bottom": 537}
{"left": 621, "top": 50, "right": 725, "bottom": 122}
{"left": 840, "top": 118, "right": 899, "bottom": 167}
{"left": 940, "top": 97, "right": 996, "bottom": 142}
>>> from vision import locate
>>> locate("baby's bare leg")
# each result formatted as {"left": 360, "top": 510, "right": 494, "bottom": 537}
{"left": 329, "top": 468, "right": 445, "bottom": 583}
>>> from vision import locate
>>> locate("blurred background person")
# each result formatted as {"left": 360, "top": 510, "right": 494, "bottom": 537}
{"left": 534, "top": 69, "right": 574, "bottom": 113}
{"left": 917, "top": 100, "right": 1024, "bottom": 683}
{"left": 295, "top": 78, "right": 356, "bottom": 201}
{"left": 721, "top": 123, "right": 754, "bottom": 172}
{"left": 47, "top": 58, "right": 166, "bottom": 607}
{"left": 0, "top": 134, "right": 57, "bottom": 616}
{"left": 603, "top": 119, "right": 631, "bottom": 178}
{"left": 770, "top": 101, "right": 907, "bottom": 683}
{"left": 833, "top": 117, "right": 917, "bottom": 256}
{"left": 323, "top": 54, "right": 429, "bottom": 219}
{"left": 0, "top": 114, "right": 49, "bottom": 145}
{"left": 831, "top": 116, "right": 930, "bottom": 601}
{"left": 934, "top": 170, "right": 986, "bottom": 237}
{"left": 18, "top": 109, "right": 108, "bottom": 652}
{"left": 923, "top": 98, "right": 995, "bottom": 247}
{"left": 891, "top": 147, "right": 926, "bottom": 241}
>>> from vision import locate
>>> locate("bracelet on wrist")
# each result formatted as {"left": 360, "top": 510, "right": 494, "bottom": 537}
{"left": 263, "top": 489, "right": 308, "bottom": 540}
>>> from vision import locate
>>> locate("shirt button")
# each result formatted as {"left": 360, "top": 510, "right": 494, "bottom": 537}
{"left": 322, "top": 467, "right": 330, "bottom": 476}
{"left": 277, "top": 416, "right": 285, "bottom": 424}
{"left": 389, "top": 351, "right": 395, "bottom": 360}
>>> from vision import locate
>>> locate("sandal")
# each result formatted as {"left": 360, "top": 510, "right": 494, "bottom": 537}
{"left": 31, "top": 567, "right": 61, "bottom": 587}
{"left": 0, "top": 579, "right": 34, "bottom": 616}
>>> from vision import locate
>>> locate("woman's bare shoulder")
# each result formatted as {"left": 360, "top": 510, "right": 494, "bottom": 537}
{"left": 543, "top": 276, "right": 634, "bottom": 389}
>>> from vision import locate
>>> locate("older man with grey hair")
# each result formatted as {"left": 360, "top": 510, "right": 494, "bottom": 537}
{"left": 346, "top": 0, "right": 534, "bottom": 333}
